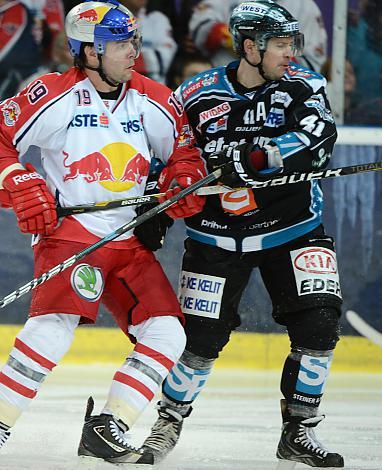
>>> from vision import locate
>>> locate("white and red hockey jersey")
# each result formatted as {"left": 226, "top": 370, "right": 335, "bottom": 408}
{"left": 0, "top": 67, "right": 202, "bottom": 242}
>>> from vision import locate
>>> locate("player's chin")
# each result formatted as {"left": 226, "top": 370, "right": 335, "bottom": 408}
{"left": 118, "top": 70, "right": 133, "bottom": 83}
{"left": 268, "top": 70, "right": 285, "bottom": 81}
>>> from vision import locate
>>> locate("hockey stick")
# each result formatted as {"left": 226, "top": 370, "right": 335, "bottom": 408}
{"left": 57, "top": 161, "right": 382, "bottom": 217}
{"left": 0, "top": 167, "right": 224, "bottom": 309}
{"left": 56, "top": 185, "right": 237, "bottom": 217}
{"left": 346, "top": 310, "right": 382, "bottom": 348}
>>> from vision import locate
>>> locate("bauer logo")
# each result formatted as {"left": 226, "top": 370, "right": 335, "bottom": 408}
{"left": 178, "top": 271, "right": 225, "bottom": 319}
{"left": 291, "top": 247, "right": 342, "bottom": 299}
{"left": 71, "top": 264, "right": 104, "bottom": 302}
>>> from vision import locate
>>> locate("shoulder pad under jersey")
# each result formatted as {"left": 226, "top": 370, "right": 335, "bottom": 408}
{"left": 283, "top": 62, "right": 327, "bottom": 93}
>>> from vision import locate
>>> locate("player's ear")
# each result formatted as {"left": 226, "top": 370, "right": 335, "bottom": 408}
{"left": 243, "top": 38, "right": 259, "bottom": 56}
{"left": 84, "top": 44, "right": 98, "bottom": 62}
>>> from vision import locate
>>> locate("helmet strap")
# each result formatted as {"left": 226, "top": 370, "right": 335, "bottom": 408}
{"left": 84, "top": 54, "right": 120, "bottom": 88}
{"left": 243, "top": 49, "right": 268, "bottom": 81}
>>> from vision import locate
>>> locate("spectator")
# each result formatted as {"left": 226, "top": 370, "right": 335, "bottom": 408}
{"left": 151, "top": 0, "right": 200, "bottom": 51}
{"left": 0, "top": 0, "right": 65, "bottom": 99}
{"left": 347, "top": 0, "right": 382, "bottom": 106}
{"left": 0, "top": 0, "right": 42, "bottom": 99}
{"left": 17, "top": 30, "right": 72, "bottom": 91}
{"left": 189, "top": 0, "right": 327, "bottom": 71}
{"left": 121, "top": 0, "right": 177, "bottom": 83}
{"left": 166, "top": 52, "right": 212, "bottom": 90}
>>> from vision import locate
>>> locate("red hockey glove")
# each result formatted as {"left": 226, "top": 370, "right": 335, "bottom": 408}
{"left": 0, "top": 189, "right": 11, "bottom": 208}
{"left": 2, "top": 164, "right": 58, "bottom": 235}
{"left": 158, "top": 168, "right": 206, "bottom": 219}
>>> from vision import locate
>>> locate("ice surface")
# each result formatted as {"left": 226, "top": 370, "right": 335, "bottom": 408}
{"left": 0, "top": 366, "right": 381, "bottom": 469}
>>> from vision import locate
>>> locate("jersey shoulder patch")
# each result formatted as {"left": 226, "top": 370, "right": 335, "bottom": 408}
{"left": 284, "top": 62, "right": 326, "bottom": 93}
{"left": 0, "top": 68, "right": 84, "bottom": 132}
{"left": 180, "top": 66, "right": 224, "bottom": 104}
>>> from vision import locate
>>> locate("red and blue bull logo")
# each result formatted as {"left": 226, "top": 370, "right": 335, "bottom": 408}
{"left": 77, "top": 5, "right": 109, "bottom": 24}
{"left": 177, "top": 124, "right": 192, "bottom": 148}
{"left": 62, "top": 142, "right": 149, "bottom": 192}
{"left": 2, "top": 101, "right": 20, "bottom": 127}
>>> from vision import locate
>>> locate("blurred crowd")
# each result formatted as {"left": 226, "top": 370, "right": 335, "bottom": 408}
{"left": 1, "top": 0, "right": 381, "bottom": 125}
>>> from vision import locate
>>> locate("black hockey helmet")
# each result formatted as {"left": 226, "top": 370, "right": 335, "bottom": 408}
{"left": 229, "top": 1, "right": 304, "bottom": 57}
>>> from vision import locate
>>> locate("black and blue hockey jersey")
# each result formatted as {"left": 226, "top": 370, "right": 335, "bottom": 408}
{"left": 176, "top": 60, "right": 337, "bottom": 252}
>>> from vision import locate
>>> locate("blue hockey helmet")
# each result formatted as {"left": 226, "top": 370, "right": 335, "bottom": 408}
{"left": 65, "top": 0, "right": 141, "bottom": 57}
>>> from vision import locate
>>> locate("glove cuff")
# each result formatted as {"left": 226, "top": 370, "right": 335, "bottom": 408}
{"left": 3, "top": 167, "right": 45, "bottom": 192}
{"left": 264, "top": 143, "right": 283, "bottom": 169}
{"left": 0, "top": 163, "right": 25, "bottom": 189}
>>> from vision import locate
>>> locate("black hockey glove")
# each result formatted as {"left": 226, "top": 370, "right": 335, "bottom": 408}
{"left": 208, "top": 142, "right": 283, "bottom": 187}
{"left": 133, "top": 203, "right": 174, "bottom": 251}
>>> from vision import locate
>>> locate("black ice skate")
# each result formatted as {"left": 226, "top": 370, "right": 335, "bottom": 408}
{"left": 77, "top": 397, "right": 153, "bottom": 467}
{"left": 141, "top": 400, "right": 191, "bottom": 463}
{"left": 276, "top": 399, "right": 344, "bottom": 469}
{"left": 0, "top": 422, "right": 10, "bottom": 450}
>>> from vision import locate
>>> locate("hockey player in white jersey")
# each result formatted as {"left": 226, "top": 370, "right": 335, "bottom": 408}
{"left": 139, "top": 1, "right": 344, "bottom": 468}
{"left": 0, "top": 0, "right": 206, "bottom": 466}
{"left": 189, "top": 0, "right": 327, "bottom": 71}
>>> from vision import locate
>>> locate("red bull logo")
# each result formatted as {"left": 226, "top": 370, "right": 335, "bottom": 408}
{"left": 2, "top": 100, "right": 20, "bottom": 127}
{"left": 77, "top": 5, "right": 109, "bottom": 24}
{"left": 62, "top": 143, "right": 150, "bottom": 192}
{"left": 177, "top": 124, "right": 192, "bottom": 148}
{"left": 126, "top": 15, "right": 138, "bottom": 33}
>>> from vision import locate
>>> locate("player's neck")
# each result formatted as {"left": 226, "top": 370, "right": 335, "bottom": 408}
{"left": 236, "top": 60, "right": 265, "bottom": 89}
{"left": 86, "top": 68, "right": 120, "bottom": 93}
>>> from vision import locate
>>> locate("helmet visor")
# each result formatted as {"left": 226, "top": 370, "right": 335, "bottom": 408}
{"left": 291, "top": 32, "right": 304, "bottom": 56}
{"left": 255, "top": 31, "right": 304, "bottom": 56}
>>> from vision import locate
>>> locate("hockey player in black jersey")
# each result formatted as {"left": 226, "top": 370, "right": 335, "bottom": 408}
{"left": 137, "top": 1, "right": 345, "bottom": 468}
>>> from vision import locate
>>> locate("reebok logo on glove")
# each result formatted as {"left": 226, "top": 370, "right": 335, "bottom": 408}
{"left": 12, "top": 172, "right": 44, "bottom": 185}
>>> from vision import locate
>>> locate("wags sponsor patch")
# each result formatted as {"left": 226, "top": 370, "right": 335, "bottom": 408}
{"left": 291, "top": 247, "right": 342, "bottom": 298}
{"left": 178, "top": 271, "right": 225, "bottom": 318}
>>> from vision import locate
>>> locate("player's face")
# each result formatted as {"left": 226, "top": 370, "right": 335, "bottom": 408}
{"left": 262, "top": 37, "right": 294, "bottom": 80}
{"left": 102, "top": 39, "right": 138, "bottom": 83}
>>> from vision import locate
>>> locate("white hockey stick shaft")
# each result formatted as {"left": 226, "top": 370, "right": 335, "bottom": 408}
{"left": 346, "top": 310, "right": 382, "bottom": 347}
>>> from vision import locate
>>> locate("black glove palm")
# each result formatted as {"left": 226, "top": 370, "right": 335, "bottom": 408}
{"left": 133, "top": 203, "right": 174, "bottom": 251}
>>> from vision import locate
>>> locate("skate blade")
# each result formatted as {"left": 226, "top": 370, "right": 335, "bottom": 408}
{"left": 275, "top": 460, "right": 296, "bottom": 470}
{"left": 75, "top": 455, "right": 100, "bottom": 470}
{"left": 109, "top": 465, "right": 153, "bottom": 469}
{"left": 275, "top": 462, "right": 340, "bottom": 470}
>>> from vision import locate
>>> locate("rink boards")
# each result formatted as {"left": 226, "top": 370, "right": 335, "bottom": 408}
{"left": 1, "top": 324, "right": 381, "bottom": 372}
